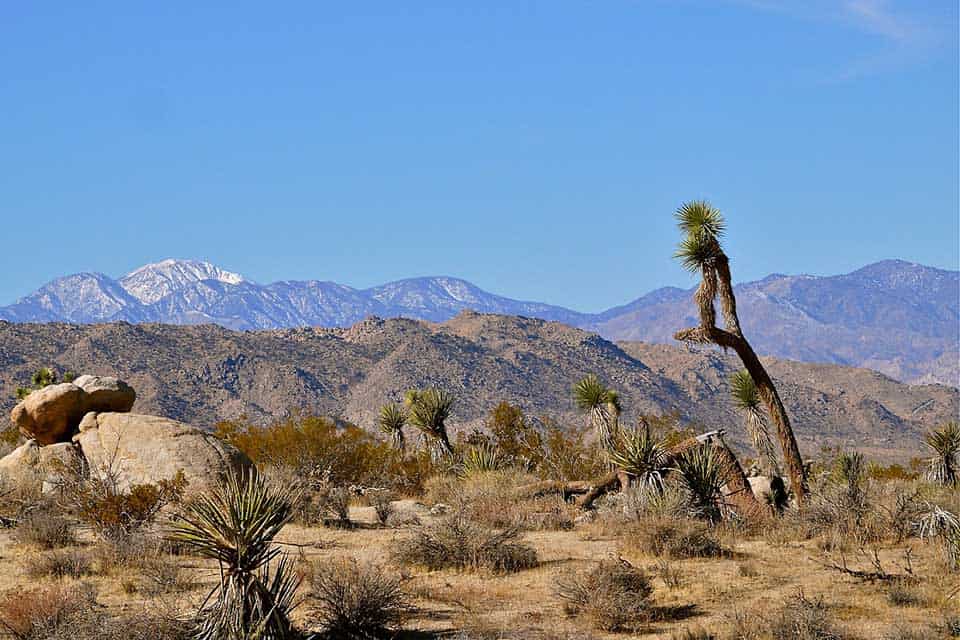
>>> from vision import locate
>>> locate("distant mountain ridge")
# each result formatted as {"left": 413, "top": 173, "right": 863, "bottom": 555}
{"left": 1, "top": 258, "right": 957, "bottom": 386}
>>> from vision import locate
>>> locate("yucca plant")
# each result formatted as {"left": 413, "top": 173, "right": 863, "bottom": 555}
{"left": 916, "top": 503, "right": 960, "bottom": 571}
{"left": 607, "top": 421, "right": 670, "bottom": 491}
{"left": 377, "top": 403, "right": 408, "bottom": 452}
{"left": 729, "top": 370, "right": 779, "bottom": 475}
{"left": 673, "top": 446, "right": 726, "bottom": 523}
{"left": 405, "top": 388, "right": 456, "bottom": 458}
{"left": 168, "top": 469, "right": 301, "bottom": 640}
{"left": 672, "top": 200, "right": 808, "bottom": 505}
{"left": 923, "top": 422, "right": 960, "bottom": 487}
{"left": 460, "top": 443, "right": 503, "bottom": 478}
{"left": 572, "top": 375, "right": 622, "bottom": 452}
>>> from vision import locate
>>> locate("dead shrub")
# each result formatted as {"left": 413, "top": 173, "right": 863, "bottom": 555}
{"left": 24, "top": 548, "right": 94, "bottom": 579}
{"left": 627, "top": 517, "right": 725, "bottom": 559}
{"left": 0, "top": 581, "right": 98, "bottom": 639}
{"left": 769, "top": 591, "right": 846, "bottom": 640}
{"left": 555, "top": 558, "right": 654, "bottom": 632}
{"left": 654, "top": 558, "right": 684, "bottom": 589}
{"left": 11, "top": 504, "right": 75, "bottom": 548}
{"left": 306, "top": 559, "right": 410, "bottom": 638}
{"left": 368, "top": 490, "right": 395, "bottom": 526}
{"left": 391, "top": 513, "right": 538, "bottom": 574}
{"left": 886, "top": 581, "right": 926, "bottom": 607}
{"left": 385, "top": 508, "right": 421, "bottom": 528}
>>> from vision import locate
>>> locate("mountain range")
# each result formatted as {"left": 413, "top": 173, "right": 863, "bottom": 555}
{"left": 0, "top": 315, "right": 955, "bottom": 462}
{"left": 2, "top": 258, "right": 957, "bottom": 386}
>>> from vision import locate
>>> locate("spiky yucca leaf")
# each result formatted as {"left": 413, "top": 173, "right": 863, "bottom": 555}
{"left": 729, "top": 370, "right": 779, "bottom": 474}
{"left": 377, "top": 403, "right": 408, "bottom": 451}
{"left": 405, "top": 388, "right": 456, "bottom": 457}
{"left": 916, "top": 503, "right": 960, "bottom": 570}
{"left": 168, "top": 469, "right": 299, "bottom": 640}
{"left": 674, "top": 232, "right": 723, "bottom": 273}
{"left": 674, "top": 446, "right": 726, "bottom": 522}
{"left": 675, "top": 200, "right": 725, "bottom": 239}
{"left": 923, "top": 422, "right": 960, "bottom": 487}
{"left": 460, "top": 443, "right": 503, "bottom": 478}
{"left": 607, "top": 423, "right": 669, "bottom": 491}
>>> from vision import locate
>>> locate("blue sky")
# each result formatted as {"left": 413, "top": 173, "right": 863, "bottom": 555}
{"left": 1, "top": 1, "right": 956, "bottom": 311}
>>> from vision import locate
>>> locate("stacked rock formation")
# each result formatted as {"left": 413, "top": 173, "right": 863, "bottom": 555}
{"left": 1, "top": 374, "right": 250, "bottom": 493}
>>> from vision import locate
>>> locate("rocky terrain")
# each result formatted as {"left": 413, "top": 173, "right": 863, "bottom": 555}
{"left": 1, "top": 313, "right": 955, "bottom": 461}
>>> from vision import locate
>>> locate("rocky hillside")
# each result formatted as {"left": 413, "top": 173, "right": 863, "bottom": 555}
{"left": 1, "top": 259, "right": 956, "bottom": 386}
{"left": 1, "top": 314, "right": 955, "bottom": 461}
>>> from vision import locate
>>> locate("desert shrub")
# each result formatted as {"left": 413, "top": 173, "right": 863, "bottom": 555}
{"left": 11, "top": 503, "right": 75, "bottom": 548}
{"left": 385, "top": 508, "right": 421, "bottom": 528}
{"left": 769, "top": 591, "right": 845, "bottom": 640}
{"left": 654, "top": 558, "right": 684, "bottom": 589}
{"left": 368, "top": 490, "right": 394, "bottom": 525}
{"left": 555, "top": 558, "right": 654, "bottom": 632}
{"left": 391, "top": 513, "right": 538, "bottom": 574}
{"left": 216, "top": 415, "right": 438, "bottom": 492}
{"left": 626, "top": 516, "right": 725, "bottom": 559}
{"left": 318, "top": 485, "right": 352, "bottom": 524}
{"left": 0, "top": 581, "right": 98, "bottom": 639}
{"left": 0, "top": 424, "right": 21, "bottom": 452}
{"left": 33, "top": 603, "right": 191, "bottom": 640}
{"left": 62, "top": 468, "right": 186, "bottom": 542}
{"left": 885, "top": 581, "right": 925, "bottom": 607}
{"left": 306, "top": 559, "right": 410, "bottom": 639}
{"left": 24, "top": 548, "right": 94, "bottom": 579}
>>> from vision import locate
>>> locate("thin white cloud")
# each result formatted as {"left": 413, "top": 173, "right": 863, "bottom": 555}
{"left": 727, "top": 0, "right": 952, "bottom": 79}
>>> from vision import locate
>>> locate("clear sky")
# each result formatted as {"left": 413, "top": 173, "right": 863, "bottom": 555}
{"left": 1, "top": 1, "right": 957, "bottom": 312}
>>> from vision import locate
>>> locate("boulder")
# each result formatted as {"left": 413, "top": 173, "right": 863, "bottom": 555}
{"left": 748, "top": 475, "right": 788, "bottom": 510}
{"left": 10, "top": 376, "right": 137, "bottom": 445}
{"left": 0, "top": 440, "right": 84, "bottom": 493}
{"left": 75, "top": 412, "right": 252, "bottom": 492}
{"left": 73, "top": 375, "right": 136, "bottom": 413}
{"left": 11, "top": 383, "right": 86, "bottom": 445}
{"left": 78, "top": 411, "right": 99, "bottom": 432}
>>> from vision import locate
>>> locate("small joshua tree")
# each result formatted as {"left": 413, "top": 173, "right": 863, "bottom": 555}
{"left": 377, "top": 403, "right": 408, "bottom": 453}
{"left": 15, "top": 367, "right": 76, "bottom": 400}
{"left": 607, "top": 420, "right": 670, "bottom": 492}
{"left": 673, "top": 201, "right": 808, "bottom": 505}
{"left": 730, "top": 370, "right": 780, "bottom": 476}
{"left": 169, "top": 469, "right": 300, "bottom": 639}
{"left": 923, "top": 422, "right": 960, "bottom": 487}
{"left": 572, "top": 375, "right": 622, "bottom": 452}
{"left": 404, "top": 388, "right": 456, "bottom": 458}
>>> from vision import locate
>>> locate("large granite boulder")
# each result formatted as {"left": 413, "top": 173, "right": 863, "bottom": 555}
{"left": 0, "top": 440, "right": 84, "bottom": 493}
{"left": 10, "top": 376, "right": 137, "bottom": 445}
{"left": 75, "top": 412, "right": 251, "bottom": 492}
{"left": 73, "top": 375, "right": 136, "bottom": 413}
{"left": 11, "top": 383, "right": 86, "bottom": 445}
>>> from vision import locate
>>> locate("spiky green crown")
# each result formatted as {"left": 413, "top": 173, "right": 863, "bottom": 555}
{"left": 924, "top": 421, "right": 960, "bottom": 456}
{"left": 377, "top": 403, "right": 408, "bottom": 434}
{"left": 674, "top": 200, "right": 726, "bottom": 272}
{"left": 675, "top": 200, "right": 725, "bottom": 238}
{"left": 407, "top": 387, "right": 455, "bottom": 430}
{"left": 572, "top": 375, "right": 618, "bottom": 411}
{"left": 729, "top": 370, "right": 760, "bottom": 411}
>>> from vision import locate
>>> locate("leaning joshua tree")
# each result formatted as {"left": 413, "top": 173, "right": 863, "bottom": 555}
{"left": 377, "top": 403, "right": 409, "bottom": 453}
{"left": 404, "top": 388, "right": 456, "bottom": 458}
{"left": 572, "top": 375, "right": 622, "bottom": 452}
{"left": 730, "top": 370, "right": 780, "bottom": 476}
{"left": 673, "top": 201, "right": 808, "bottom": 505}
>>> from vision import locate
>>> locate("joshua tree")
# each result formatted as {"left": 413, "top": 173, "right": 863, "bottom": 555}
{"left": 673, "top": 200, "right": 808, "bottom": 505}
{"left": 572, "top": 375, "right": 622, "bottom": 452}
{"left": 923, "top": 421, "right": 960, "bottom": 487}
{"left": 730, "top": 370, "right": 780, "bottom": 476}
{"left": 15, "top": 367, "right": 75, "bottom": 399}
{"left": 169, "top": 469, "right": 300, "bottom": 640}
{"left": 404, "top": 388, "right": 456, "bottom": 458}
{"left": 377, "top": 403, "right": 408, "bottom": 453}
{"left": 606, "top": 420, "right": 670, "bottom": 491}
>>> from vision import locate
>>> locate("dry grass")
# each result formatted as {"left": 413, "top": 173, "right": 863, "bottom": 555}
{"left": 11, "top": 504, "right": 75, "bottom": 549}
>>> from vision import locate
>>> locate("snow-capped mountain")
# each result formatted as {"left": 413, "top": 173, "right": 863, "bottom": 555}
{"left": 0, "top": 259, "right": 957, "bottom": 386}
{"left": 120, "top": 259, "right": 246, "bottom": 305}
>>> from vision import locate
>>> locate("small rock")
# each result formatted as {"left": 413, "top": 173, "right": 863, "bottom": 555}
{"left": 78, "top": 411, "right": 99, "bottom": 432}
{"left": 429, "top": 503, "right": 450, "bottom": 516}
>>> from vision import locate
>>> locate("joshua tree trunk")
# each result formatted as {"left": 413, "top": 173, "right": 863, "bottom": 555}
{"left": 674, "top": 326, "right": 808, "bottom": 506}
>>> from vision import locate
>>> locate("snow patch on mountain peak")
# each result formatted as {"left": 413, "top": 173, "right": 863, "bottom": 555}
{"left": 120, "top": 259, "right": 247, "bottom": 304}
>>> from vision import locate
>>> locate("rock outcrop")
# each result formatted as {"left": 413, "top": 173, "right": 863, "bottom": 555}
{"left": 10, "top": 376, "right": 136, "bottom": 445}
{"left": 0, "top": 439, "right": 84, "bottom": 492}
{"left": 74, "top": 412, "right": 251, "bottom": 492}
